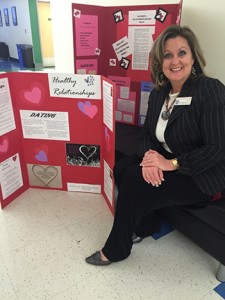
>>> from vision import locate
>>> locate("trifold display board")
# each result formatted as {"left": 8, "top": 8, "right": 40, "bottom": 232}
{"left": 0, "top": 72, "right": 116, "bottom": 212}
{"left": 72, "top": 1, "right": 183, "bottom": 126}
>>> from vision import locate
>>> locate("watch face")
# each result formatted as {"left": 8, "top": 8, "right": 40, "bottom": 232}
{"left": 172, "top": 159, "right": 179, "bottom": 168}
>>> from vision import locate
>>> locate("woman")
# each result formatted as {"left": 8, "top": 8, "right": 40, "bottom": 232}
{"left": 86, "top": 25, "right": 225, "bottom": 265}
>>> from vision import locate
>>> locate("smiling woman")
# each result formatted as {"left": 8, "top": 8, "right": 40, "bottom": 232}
{"left": 85, "top": 25, "right": 225, "bottom": 267}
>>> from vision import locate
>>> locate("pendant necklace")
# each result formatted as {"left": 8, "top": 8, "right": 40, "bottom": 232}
{"left": 161, "top": 94, "right": 177, "bottom": 121}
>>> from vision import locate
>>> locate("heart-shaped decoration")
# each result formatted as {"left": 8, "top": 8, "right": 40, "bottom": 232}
{"left": 24, "top": 87, "right": 42, "bottom": 103}
{"left": 35, "top": 150, "right": 48, "bottom": 162}
{"left": 21, "top": 83, "right": 44, "bottom": 106}
{"left": 32, "top": 165, "right": 58, "bottom": 186}
{"left": 78, "top": 101, "right": 98, "bottom": 119}
{"left": 0, "top": 138, "right": 9, "bottom": 153}
{"left": 84, "top": 104, "right": 98, "bottom": 119}
{"left": 79, "top": 145, "right": 97, "bottom": 161}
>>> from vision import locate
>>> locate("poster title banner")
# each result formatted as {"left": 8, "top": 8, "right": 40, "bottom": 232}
{"left": 48, "top": 74, "right": 101, "bottom": 99}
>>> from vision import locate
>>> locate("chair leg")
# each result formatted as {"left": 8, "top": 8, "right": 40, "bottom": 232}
{"left": 216, "top": 263, "right": 225, "bottom": 282}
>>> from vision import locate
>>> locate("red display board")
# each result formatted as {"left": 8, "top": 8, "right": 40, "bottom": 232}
{"left": 0, "top": 72, "right": 116, "bottom": 213}
{"left": 72, "top": 1, "right": 183, "bottom": 125}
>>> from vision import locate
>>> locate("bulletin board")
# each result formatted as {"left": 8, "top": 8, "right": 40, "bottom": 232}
{"left": 0, "top": 72, "right": 116, "bottom": 212}
{"left": 72, "top": 1, "right": 183, "bottom": 126}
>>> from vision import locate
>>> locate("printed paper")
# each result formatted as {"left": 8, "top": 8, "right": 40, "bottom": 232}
{"left": 112, "top": 36, "right": 132, "bottom": 61}
{"left": 27, "top": 164, "right": 62, "bottom": 188}
{"left": 0, "top": 153, "right": 23, "bottom": 200}
{"left": 128, "top": 10, "right": 156, "bottom": 25}
{"left": 48, "top": 74, "right": 101, "bottom": 99}
{"left": 66, "top": 143, "right": 100, "bottom": 167}
{"left": 128, "top": 26, "right": 155, "bottom": 70}
{"left": 67, "top": 183, "right": 101, "bottom": 193}
{"left": 103, "top": 80, "right": 113, "bottom": 132}
{"left": 0, "top": 77, "right": 16, "bottom": 136}
{"left": 139, "top": 81, "right": 154, "bottom": 125}
{"left": 75, "top": 14, "right": 98, "bottom": 57}
{"left": 20, "top": 110, "right": 70, "bottom": 141}
{"left": 76, "top": 59, "right": 98, "bottom": 75}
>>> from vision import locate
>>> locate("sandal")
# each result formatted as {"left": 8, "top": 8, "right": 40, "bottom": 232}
{"left": 85, "top": 251, "right": 112, "bottom": 266}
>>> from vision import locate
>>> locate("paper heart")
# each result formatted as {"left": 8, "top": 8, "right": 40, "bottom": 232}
{"left": 79, "top": 145, "right": 97, "bottom": 161}
{"left": 78, "top": 101, "right": 97, "bottom": 118}
{"left": 12, "top": 156, "right": 17, "bottom": 161}
{"left": 24, "top": 87, "right": 42, "bottom": 104}
{"left": 35, "top": 150, "right": 48, "bottom": 162}
{"left": 32, "top": 165, "right": 58, "bottom": 186}
{"left": 0, "top": 138, "right": 9, "bottom": 153}
{"left": 84, "top": 104, "right": 98, "bottom": 119}
{"left": 22, "top": 83, "right": 44, "bottom": 106}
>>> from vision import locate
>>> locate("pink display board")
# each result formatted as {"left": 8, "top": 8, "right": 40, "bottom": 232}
{"left": 0, "top": 72, "right": 116, "bottom": 213}
{"left": 72, "top": 1, "right": 183, "bottom": 125}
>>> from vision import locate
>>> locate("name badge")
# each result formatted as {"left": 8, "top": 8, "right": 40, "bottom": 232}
{"left": 174, "top": 97, "right": 192, "bottom": 106}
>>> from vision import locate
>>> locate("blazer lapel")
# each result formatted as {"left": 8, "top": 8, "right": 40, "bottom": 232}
{"left": 167, "top": 101, "right": 186, "bottom": 125}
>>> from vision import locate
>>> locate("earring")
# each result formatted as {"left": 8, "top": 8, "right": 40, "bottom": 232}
{"left": 192, "top": 66, "right": 196, "bottom": 76}
{"left": 160, "top": 73, "right": 165, "bottom": 81}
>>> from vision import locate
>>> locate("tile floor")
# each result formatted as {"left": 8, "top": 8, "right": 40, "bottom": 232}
{"left": 0, "top": 188, "right": 224, "bottom": 300}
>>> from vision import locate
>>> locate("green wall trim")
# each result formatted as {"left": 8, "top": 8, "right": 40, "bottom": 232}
{"left": 28, "top": 0, "right": 43, "bottom": 66}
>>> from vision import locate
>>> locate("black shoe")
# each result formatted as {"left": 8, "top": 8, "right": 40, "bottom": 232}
{"left": 132, "top": 233, "right": 144, "bottom": 243}
{"left": 85, "top": 251, "right": 112, "bottom": 266}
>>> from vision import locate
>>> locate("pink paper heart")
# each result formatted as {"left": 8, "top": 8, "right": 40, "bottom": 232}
{"left": 24, "top": 87, "right": 42, "bottom": 104}
{"left": 84, "top": 104, "right": 98, "bottom": 119}
{"left": 0, "top": 138, "right": 9, "bottom": 153}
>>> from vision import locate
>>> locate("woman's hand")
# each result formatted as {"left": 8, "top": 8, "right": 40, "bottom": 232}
{"left": 142, "top": 166, "right": 164, "bottom": 186}
{"left": 141, "top": 150, "right": 175, "bottom": 171}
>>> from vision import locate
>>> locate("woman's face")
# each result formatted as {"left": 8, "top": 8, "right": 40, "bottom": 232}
{"left": 162, "top": 36, "right": 194, "bottom": 93}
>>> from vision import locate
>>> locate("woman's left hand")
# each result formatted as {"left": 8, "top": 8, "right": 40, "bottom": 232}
{"left": 142, "top": 166, "right": 164, "bottom": 186}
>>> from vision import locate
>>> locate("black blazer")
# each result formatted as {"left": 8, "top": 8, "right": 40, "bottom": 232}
{"left": 138, "top": 76, "right": 225, "bottom": 196}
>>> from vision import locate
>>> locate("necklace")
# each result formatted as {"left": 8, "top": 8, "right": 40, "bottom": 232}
{"left": 161, "top": 94, "right": 177, "bottom": 121}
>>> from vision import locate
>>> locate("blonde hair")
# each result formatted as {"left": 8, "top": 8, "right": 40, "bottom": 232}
{"left": 150, "top": 25, "right": 206, "bottom": 89}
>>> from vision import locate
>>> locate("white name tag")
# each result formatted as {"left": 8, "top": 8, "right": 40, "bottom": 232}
{"left": 174, "top": 97, "right": 192, "bottom": 106}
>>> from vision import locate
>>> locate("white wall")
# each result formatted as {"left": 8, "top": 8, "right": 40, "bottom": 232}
{"left": 51, "top": 0, "right": 225, "bottom": 84}
{"left": 181, "top": 0, "right": 225, "bottom": 83}
{"left": 0, "top": 0, "right": 32, "bottom": 58}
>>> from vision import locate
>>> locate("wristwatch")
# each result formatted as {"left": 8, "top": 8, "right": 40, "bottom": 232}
{"left": 172, "top": 158, "right": 179, "bottom": 169}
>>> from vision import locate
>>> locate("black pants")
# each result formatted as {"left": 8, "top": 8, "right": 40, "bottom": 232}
{"left": 102, "top": 155, "right": 211, "bottom": 262}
